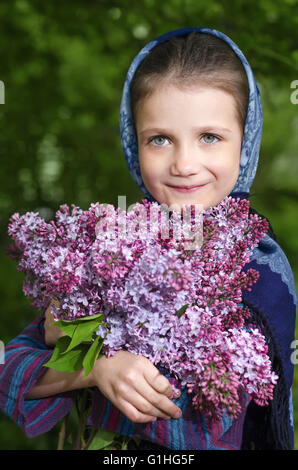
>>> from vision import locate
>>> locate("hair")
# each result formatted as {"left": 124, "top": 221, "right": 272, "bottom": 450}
{"left": 130, "top": 31, "right": 249, "bottom": 135}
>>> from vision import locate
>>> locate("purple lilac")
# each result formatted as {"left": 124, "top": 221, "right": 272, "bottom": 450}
{"left": 7, "top": 196, "right": 278, "bottom": 422}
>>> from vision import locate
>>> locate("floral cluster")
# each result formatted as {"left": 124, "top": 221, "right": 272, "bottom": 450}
{"left": 7, "top": 196, "right": 278, "bottom": 421}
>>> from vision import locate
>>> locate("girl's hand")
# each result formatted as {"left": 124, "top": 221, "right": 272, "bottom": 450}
{"left": 44, "top": 301, "right": 182, "bottom": 422}
{"left": 90, "top": 350, "right": 182, "bottom": 423}
{"left": 44, "top": 298, "right": 66, "bottom": 347}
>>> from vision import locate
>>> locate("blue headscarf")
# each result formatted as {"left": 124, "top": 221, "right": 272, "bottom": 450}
{"left": 119, "top": 27, "right": 297, "bottom": 449}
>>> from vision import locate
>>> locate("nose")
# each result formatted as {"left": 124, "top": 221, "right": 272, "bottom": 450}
{"left": 170, "top": 141, "right": 200, "bottom": 176}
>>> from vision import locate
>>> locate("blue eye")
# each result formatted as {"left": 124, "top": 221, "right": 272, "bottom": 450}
{"left": 201, "top": 134, "right": 219, "bottom": 144}
{"left": 149, "top": 135, "right": 169, "bottom": 146}
{"left": 148, "top": 133, "right": 220, "bottom": 146}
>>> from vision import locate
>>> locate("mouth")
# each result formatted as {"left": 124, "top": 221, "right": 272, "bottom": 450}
{"left": 166, "top": 184, "right": 207, "bottom": 193}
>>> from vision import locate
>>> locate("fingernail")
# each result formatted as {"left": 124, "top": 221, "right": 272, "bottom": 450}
{"left": 175, "top": 410, "right": 182, "bottom": 418}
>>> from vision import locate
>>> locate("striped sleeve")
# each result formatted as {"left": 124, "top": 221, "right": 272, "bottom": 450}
{"left": 87, "top": 381, "right": 251, "bottom": 450}
{"left": 0, "top": 315, "right": 76, "bottom": 437}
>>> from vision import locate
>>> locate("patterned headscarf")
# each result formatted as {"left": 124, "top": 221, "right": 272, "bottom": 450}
{"left": 118, "top": 27, "right": 297, "bottom": 449}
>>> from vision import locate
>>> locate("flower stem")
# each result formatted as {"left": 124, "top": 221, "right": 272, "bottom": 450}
{"left": 57, "top": 415, "right": 67, "bottom": 450}
{"left": 83, "top": 426, "right": 97, "bottom": 450}
{"left": 74, "top": 389, "right": 88, "bottom": 450}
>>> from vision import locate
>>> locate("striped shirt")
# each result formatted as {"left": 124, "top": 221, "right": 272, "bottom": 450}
{"left": 0, "top": 314, "right": 250, "bottom": 449}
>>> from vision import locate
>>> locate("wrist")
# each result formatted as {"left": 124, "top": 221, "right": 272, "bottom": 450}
{"left": 88, "top": 354, "right": 106, "bottom": 388}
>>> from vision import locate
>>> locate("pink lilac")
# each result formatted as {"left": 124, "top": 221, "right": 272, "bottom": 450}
{"left": 7, "top": 196, "right": 278, "bottom": 422}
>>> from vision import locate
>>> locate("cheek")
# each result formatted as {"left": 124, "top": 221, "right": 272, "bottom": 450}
{"left": 138, "top": 151, "right": 148, "bottom": 175}
{"left": 139, "top": 156, "right": 155, "bottom": 187}
{"left": 223, "top": 146, "right": 241, "bottom": 175}
{"left": 139, "top": 153, "right": 163, "bottom": 182}
{"left": 212, "top": 157, "right": 240, "bottom": 184}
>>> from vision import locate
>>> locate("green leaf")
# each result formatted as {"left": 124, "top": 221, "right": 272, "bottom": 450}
{"left": 120, "top": 436, "right": 131, "bottom": 450}
{"left": 82, "top": 335, "right": 103, "bottom": 377}
{"left": 175, "top": 304, "right": 189, "bottom": 318}
{"left": 62, "top": 318, "right": 101, "bottom": 354}
{"left": 88, "top": 429, "right": 118, "bottom": 450}
{"left": 72, "top": 313, "right": 104, "bottom": 322}
{"left": 44, "top": 336, "right": 89, "bottom": 373}
{"left": 52, "top": 313, "right": 104, "bottom": 337}
{"left": 52, "top": 320, "right": 77, "bottom": 338}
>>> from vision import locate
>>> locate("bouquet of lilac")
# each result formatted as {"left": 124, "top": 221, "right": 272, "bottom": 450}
{"left": 7, "top": 196, "right": 278, "bottom": 423}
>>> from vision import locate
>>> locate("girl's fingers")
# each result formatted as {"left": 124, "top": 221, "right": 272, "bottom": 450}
{"left": 44, "top": 299, "right": 65, "bottom": 346}
{"left": 122, "top": 386, "right": 176, "bottom": 420}
{"left": 112, "top": 396, "right": 157, "bottom": 423}
{"left": 137, "top": 373, "right": 182, "bottom": 419}
{"left": 144, "top": 367, "right": 173, "bottom": 397}
{"left": 95, "top": 352, "right": 182, "bottom": 423}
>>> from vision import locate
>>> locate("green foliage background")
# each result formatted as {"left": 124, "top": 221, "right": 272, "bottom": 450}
{"left": 0, "top": 0, "right": 298, "bottom": 449}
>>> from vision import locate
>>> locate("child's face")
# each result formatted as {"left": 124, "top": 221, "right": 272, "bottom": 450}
{"left": 135, "top": 84, "right": 243, "bottom": 210}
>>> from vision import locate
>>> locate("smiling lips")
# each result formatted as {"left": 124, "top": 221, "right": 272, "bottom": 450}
{"left": 167, "top": 184, "right": 206, "bottom": 193}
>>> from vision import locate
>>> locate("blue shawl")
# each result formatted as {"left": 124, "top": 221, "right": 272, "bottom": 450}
{"left": 119, "top": 27, "right": 297, "bottom": 449}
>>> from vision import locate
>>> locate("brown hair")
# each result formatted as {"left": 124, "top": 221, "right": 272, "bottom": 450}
{"left": 130, "top": 32, "right": 249, "bottom": 134}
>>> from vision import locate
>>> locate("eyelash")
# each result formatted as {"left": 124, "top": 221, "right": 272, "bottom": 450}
{"left": 147, "top": 133, "right": 221, "bottom": 146}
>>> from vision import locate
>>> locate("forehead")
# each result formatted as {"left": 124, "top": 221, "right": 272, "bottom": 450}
{"left": 136, "top": 84, "right": 239, "bottom": 130}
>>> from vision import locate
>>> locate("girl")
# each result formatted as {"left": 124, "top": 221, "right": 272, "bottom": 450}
{"left": 0, "top": 27, "right": 297, "bottom": 450}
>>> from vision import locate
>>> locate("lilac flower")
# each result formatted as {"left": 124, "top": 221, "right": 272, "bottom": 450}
{"left": 7, "top": 196, "right": 277, "bottom": 422}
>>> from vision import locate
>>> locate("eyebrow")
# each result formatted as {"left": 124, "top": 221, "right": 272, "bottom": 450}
{"left": 139, "top": 126, "right": 232, "bottom": 135}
